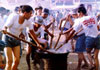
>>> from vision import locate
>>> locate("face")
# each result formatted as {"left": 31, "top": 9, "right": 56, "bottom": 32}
{"left": 43, "top": 14, "right": 48, "bottom": 19}
{"left": 72, "top": 14, "right": 78, "bottom": 18}
{"left": 24, "top": 11, "right": 32, "bottom": 20}
{"left": 36, "top": 9, "right": 42, "bottom": 16}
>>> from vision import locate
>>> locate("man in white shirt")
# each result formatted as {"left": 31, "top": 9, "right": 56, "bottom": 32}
{"left": 64, "top": 6, "right": 100, "bottom": 70}
{"left": 2, "top": 5, "right": 42, "bottom": 70}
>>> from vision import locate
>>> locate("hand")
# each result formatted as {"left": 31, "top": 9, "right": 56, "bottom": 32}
{"left": 37, "top": 44, "right": 42, "bottom": 49}
{"left": 51, "top": 18, "right": 55, "bottom": 23}
{"left": 2, "top": 30, "right": 7, "bottom": 34}
{"left": 59, "top": 32, "right": 63, "bottom": 35}
{"left": 19, "top": 33, "right": 25, "bottom": 39}
{"left": 51, "top": 34, "right": 54, "bottom": 38}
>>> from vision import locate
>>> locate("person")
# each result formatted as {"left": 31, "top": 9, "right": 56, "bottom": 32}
{"left": 72, "top": 9, "right": 89, "bottom": 70}
{"left": 35, "top": 6, "right": 43, "bottom": 16}
{"left": 2, "top": 5, "right": 42, "bottom": 70}
{"left": 30, "top": 6, "right": 43, "bottom": 23}
{"left": 26, "top": 16, "right": 48, "bottom": 70}
{"left": 0, "top": 40, "right": 6, "bottom": 70}
{"left": 41, "top": 8, "right": 54, "bottom": 40}
{"left": 60, "top": 9, "right": 89, "bottom": 70}
{"left": 63, "top": 6, "right": 100, "bottom": 70}
{"left": 29, "top": 5, "right": 43, "bottom": 64}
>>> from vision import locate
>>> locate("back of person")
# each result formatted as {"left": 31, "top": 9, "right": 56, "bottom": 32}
{"left": 80, "top": 16, "right": 99, "bottom": 38}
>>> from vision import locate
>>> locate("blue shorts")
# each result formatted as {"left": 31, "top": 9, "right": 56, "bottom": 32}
{"left": 0, "top": 40, "right": 6, "bottom": 51}
{"left": 61, "top": 27, "right": 68, "bottom": 31}
{"left": 3, "top": 35, "right": 21, "bottom": 48}
{"left": 85, "top": 35, "right": 100, "bottom": 49}
{"left": 75, "top": 34, "right": 86, "bottom": 53}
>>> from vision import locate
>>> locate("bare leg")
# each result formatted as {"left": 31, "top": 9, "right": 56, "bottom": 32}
{"left": 94, "top": 49, "right": 99, "bottom": 70}
{"left": 26, "top": 45, "right": 32, "bottom": 70}
{"left": 87, "top": 48, "right": 94, "bottom": 67}
{"left": 77, "top": 53, "right": 83, "bottom": 70}
{"left": 4, "top": 47, "right": 13, "bottom": 70}
{"left": 12, "top": 46, "right": 20, "bottom": 70}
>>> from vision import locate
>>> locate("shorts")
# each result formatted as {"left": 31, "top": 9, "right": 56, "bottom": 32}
{"left": 85, "top": 35, "right": 100, "bottom": 49}
{"left": 61, "top": 27, "right": 68, "bottom": 31}
{"left": 0, "top": 40, "right": 6, "bottom": 51}
{"left": 95, "top": 35, "right": 100, "bottom": 49}
{"left": 75, "top": 34, "right": 86, "bottom": 53}
{"left": 44, "top": 33, "right": 48, "bottom": 40}
{"left": 3, "top": 35, "right": 21, "bottom": 48}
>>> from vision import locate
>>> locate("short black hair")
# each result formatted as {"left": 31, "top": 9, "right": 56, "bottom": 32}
{"left": 43, "top": 8, "right": 49, "bottom": 15}
{"left": 79, "top": 4, "right": 85, "bottom": 7}
{"left": 21, "top": 5, "right": 33, "bottom": 13}
{"left": 78, "top": 6, "right": 87, "bottom": 15}
{"left": 35, "top": 6, "right": 43, "bottom": 10}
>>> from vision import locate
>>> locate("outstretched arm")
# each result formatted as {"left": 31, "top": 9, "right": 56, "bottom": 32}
{"left": 59, "top": 17, "right": 66, "bottom": 30}
{"left": 29, "top": 30, "right": 41, "bottom": 46}
{"left": 45, "top": 18, "right": 55, "bottom": 29}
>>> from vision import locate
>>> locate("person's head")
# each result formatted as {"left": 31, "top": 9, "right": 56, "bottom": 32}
{"left": 34, "top": 16, "right": 43, "bottom": 27}
{"left": 14, "top": 7, "right": 20, "bottom": 13}
{"left": 79, "top": 4, "right": 85, "bottom": 7}
{"left": 35, "top": 6, "right": 43, "bottom": 16}
{"left": 70, "top": 9, "right": 78, "bottom": 18}
{"left": 21, "top": 5, "right": 33, "bottom": 20}
{"left": 42, "top": 8, "right": 49, "bottom": 19}
{"left": 77, "top": 6, "right": 87, "bottom": 17}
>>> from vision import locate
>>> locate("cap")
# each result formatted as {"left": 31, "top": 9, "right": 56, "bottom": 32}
{"left": 43, "top": 8, "right": 49, "bottom": 15}
{"left": 35, "top": 6, "right": 43, "bottom": 10}
{"left": 15, "top": 7, "right": 20, "bottom": 12}
{"left": 35, "top": 16, "right": 43, "bottom": 25}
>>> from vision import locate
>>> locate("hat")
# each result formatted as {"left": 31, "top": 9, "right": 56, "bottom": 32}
{"left": 15, "top": 7, "right": 20, "bottom": 12}
{"left": 43, "top": 8, "right": 49, "bottom": 15}
{"left": 35, "top": 16, "right": 43, "bottom": 25}
{"left": 35, "top": 6, "right": 43, "bottom": 10}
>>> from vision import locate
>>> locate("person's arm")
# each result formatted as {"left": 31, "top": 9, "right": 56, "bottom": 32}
{"left": 59, "top": 17, "right": 66, "bottom": 30}
{"left": 45, "top": 18, "right": 55, "bottom": 29}
{"left": 61, "top": 27, "right": 73, "bottom": 35}
{"left": 68, "top": 15, "right": 74, "bottom": 26}
{"left": 29, "top": 30, "right": 41, "bottom": 46}
{"left": 44, "top": 29, "right": 54, "bottom": 38}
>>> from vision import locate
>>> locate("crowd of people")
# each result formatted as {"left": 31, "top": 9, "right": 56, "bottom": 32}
{"left": 0, "top": 3, "right": 100, "bottom": 70}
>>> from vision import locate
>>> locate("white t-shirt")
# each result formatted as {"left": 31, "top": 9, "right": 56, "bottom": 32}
{"left": 73, "top": 16, "right": 99, "bottom": 38}
{"left": 33, "top": 25, "right": 45, "bottom": 38}
{"left": 3, "top": 13, "right": 33, "bottom": 37}
{"left": 73, "top": 18, "right": 84, "bottom": 35}
{"left": 43, "top": 18, "right": 50, "bottom": 26}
